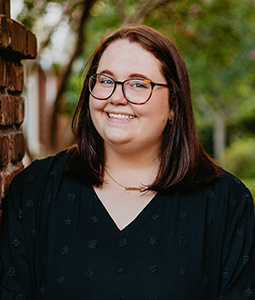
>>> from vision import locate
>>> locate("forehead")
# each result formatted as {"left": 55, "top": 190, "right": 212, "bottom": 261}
{"left": 97, "top": 39, "right": 164, "bottom": 79}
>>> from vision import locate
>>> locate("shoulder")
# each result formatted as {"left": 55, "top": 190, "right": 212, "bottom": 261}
{"left": 10, "top": 150, "right": 70, "bottom": 194}
{"left": 207, "top": 170, "right": 254, "bottom": 229}
{"left": 212, "top": 170, "right": 253, "bottom": 203}
{"left": 175, "top": 170, "right": 254, "bottom": 218}
{"left": 14, "top": 151, "right": 68, "bottom": 180}
{"left": 4, "top": 151, "right": 71, "bottom": 225}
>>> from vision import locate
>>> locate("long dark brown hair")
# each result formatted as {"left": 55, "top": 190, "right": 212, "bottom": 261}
{"left": 65, "top": 24, "right": 222, "bottom": 192}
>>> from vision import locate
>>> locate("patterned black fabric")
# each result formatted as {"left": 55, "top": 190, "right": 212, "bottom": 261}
{"left": 0, "top": 152, "right": 254, "bottom": 299}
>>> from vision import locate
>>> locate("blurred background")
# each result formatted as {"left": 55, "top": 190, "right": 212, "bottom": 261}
{"left": 12, "top": 0, "right": 255, "bottom": 196}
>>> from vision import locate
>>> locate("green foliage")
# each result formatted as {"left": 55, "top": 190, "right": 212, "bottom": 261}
{"left": 227, "top": 93, "right": 255, "bottom": 145}
{"left": 17, "top": 0, "right": 255, "bottom": 161}
{"left": 224, "top": 137, "right": 255, "bottom": 178}
{"left": 168, "top": 0, "right": 255, "bottom": 110}
{"left": 242, "top": 178, "right": 255, "bottom": 201}
{"left": 85, "top": 0, "right": 120, "bottom": 58}
{"left": 146, "top": 0, "right": 255, "bottom": 161}
{"left": 18, "top": 0, "right": 65, "bottom": 29}
{"left": 62, "top": 72, "right": 84, "bottom": 117}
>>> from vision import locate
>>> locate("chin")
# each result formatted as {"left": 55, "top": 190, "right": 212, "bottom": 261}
{"left": 104, "top": 135, "right": 133, "bottom": 147}
{"left": 107, "top": 138, "right": 131, "bottom": 146}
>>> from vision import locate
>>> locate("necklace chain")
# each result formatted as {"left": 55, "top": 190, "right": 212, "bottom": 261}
{"left": 105, "top": 169, "right": 142, "bottom": 191}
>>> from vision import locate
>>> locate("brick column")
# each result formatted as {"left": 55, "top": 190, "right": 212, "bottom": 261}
{"left": 0, "top": 0, "right": 37, "bottom": 219}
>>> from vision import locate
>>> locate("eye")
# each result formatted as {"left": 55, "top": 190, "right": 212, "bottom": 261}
{"left": 98, "top": 75, "right": 114, "bottom": 86}
{"left": 128, "top": 79, "right": 150, "bottom": 89}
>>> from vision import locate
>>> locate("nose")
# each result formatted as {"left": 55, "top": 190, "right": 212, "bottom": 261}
{"left": 108, "top": 83, "right": 128, "bottom": 105}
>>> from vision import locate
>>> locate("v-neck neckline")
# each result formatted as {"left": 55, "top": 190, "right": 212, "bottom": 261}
{"left": 90, "top": 185, "right": 159, "bottom": 234}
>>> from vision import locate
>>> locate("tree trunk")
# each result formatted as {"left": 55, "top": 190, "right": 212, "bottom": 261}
{"left": 49, "top": 0, "right": 96, "bottom": 151}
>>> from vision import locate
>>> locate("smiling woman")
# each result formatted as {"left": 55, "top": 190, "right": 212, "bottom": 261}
{"left": 0, "top": 25, "right": 254, "bottom": 300}
{"left": 89, "top": 39, "right": 171, "bottom": 156}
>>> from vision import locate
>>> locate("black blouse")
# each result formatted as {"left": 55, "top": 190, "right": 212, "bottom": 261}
{"left": 0, "top": 151, "right": 254, "bottom": 299}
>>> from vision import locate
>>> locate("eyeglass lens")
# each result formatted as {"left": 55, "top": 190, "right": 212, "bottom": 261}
{"left": 88, "top": 74, "right": 152, "bottom": 104}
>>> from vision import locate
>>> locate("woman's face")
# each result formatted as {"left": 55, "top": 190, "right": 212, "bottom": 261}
{"left": 89, "top": 39, "right": 173, "bottom": 153}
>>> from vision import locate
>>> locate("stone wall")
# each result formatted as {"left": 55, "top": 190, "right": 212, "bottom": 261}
{"left": 0, "top": 0, "right": 37, "bottom": 220}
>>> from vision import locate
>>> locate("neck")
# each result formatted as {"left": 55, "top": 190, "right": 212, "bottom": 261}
{"left": 104, "top": 144, "right": 161, "bottom": 189}
{"left": 105, "top": 143, "right": 161, "bottom": 171}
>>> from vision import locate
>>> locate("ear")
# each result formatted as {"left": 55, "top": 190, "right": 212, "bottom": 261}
{"left": 168, "top": 109, "right": 174, "bottom": 124}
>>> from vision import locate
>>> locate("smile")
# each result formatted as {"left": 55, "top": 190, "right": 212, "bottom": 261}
{"left": 107, "top": 113, "right": 136, "bottom": 120}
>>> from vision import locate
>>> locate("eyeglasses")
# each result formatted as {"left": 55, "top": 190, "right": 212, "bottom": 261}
{"left": 87, "top": 73, "right": 169, "bottom": 105}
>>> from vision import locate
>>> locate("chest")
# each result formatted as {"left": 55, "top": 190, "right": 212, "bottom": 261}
{"left": 93, "top": 186, "right": 157, "bottom": 230}
{"left": 33, "top": 185, "right": 223, "bottom": 299}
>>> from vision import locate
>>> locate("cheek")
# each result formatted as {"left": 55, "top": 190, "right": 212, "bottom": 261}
{"left": 89, "top": 98, "right": 102, "bottom": 129}
{"left": 89, "top": 97, "right": 107, "bottom": 123}
{"left": 89, "top": 96, "right": 104, "bottom": 110}
{"left": 147, "top": 92, "right": 171, "bottom": 122}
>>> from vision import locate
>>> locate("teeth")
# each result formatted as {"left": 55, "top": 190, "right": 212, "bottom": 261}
{"left": 108, "top": 113, "right": 135, "bottom": 120}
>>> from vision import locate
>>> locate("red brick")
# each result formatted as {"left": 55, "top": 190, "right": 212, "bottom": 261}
{"left": 0, "top": 94, "right": 24, "bottom": 127}
{"left": 26, "top": 29, "right": 37, "bottom": 58}
{"left": 0, "top": 163, "right": 24, "bottom": 199}
{"left": 0, "top": 171, "right": 13, "bottom": 199}
{"left": 10, "top": 132, "right": 25, "bottom": 163}
{"left": 0, "top": 173, "right": 2, "bottom": 204}
{"left": 0, "top": 0, "right": 10, "bottom": 18}
{"left": 0, "top": 15, "right": 9, "bottom": 50}
{"left": 0, "top": 56, "right": 6, "bottom": 87}
{"left": 0, "top": 135, "right": 9, "bottom": 167}
{"left": 0, "top": 209, "right": 1, "bottom": 224}
{"left": 8, "top": 18, "right": 27, "bottom": 57}
{"left": 14, "top": 96, "right": 25, "bottom": 125}
{"left": 6, "top": 61, "right": 24, "bottom": 93}
{"left": 0, "top": 172, "right": 2, "bottom": 200}
{"left": 0, "top": 15, "right": 37, "bottom": 60}
{"left": 0, "top": 95, "right": 15, "bottom": 125}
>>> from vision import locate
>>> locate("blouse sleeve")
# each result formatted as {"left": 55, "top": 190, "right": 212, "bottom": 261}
{"left": 0, "top": 153, "right": 66, "bottom": 300}
{"left": 218, "top": 174, "right": 255, "bottom": 299}
{"left": 0, "top": 173, "right": 36, "bottom": 299}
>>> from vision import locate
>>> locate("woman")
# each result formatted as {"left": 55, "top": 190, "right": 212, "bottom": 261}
{"left": 0, "top": 25, "right": 254, "bottom": 299}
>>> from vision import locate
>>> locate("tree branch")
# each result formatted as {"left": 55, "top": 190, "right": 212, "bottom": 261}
{"left": 115, "top": 0, "right": 127, "bottom": 25}
{"left": 49, "top": 0, "right": 96, "bottom": 149}
{"left": 28, "top": 0, "right": 85, "bottom": 70}
{"left": 123, "top": 0, "right": 171, "bottom": 25}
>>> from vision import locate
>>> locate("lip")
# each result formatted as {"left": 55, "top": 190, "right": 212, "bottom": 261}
{"left": 104, "top": 111, "right": 137, "bottom": 121}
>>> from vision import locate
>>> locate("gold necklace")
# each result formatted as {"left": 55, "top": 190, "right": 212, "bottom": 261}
{"left": 105, "top": 169, "right": 142, "bottom": 191}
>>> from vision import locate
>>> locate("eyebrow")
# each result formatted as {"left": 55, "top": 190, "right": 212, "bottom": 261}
{"left": 98, "top": 69, "right": 152, "bottom": 81}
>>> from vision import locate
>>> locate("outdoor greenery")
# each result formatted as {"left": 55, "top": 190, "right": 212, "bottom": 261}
{"left": 17, "top": 0, "right": 255, "bottom": 197}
